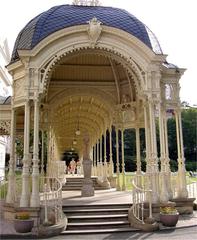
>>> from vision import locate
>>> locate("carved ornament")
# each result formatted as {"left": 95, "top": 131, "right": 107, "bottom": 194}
{"left": 87, "top": 17, "right": 102, "bottom": 47}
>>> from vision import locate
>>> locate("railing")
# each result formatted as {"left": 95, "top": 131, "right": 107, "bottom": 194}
{"left": 0, "top": 178, "right": 7, "bottom": 200}
{"left": 187, "top": 181, "right": 197, "bottom": 198}
{"left": 132, "top": 174, "right": 152, "bottom": 224}
{"left": 0, "top": 176, "right": 22, "bottom": 204}
{"left": 40, "top": 177, "right": 63, "bottom": 224}
{"left": 171, "top": 172, "right": 197, "bottom": 199}
{"left": 47, "top": 161, "right": 66, "bottom": 183}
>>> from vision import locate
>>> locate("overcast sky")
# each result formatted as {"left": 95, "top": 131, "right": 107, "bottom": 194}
{"left": 1, "top": 0, "right": 196, "bottom": 105}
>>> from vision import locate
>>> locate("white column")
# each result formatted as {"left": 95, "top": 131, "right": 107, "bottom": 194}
{"left": 163, "top": 111, "right": 173, "bottom": 199}
{"left": 30, "top": 98, "right": 40, "bottom": 207}
{"left": 102, "top": 130, "right": 110, "bottom": 188}
{"left": 41, "top": 129, "right": 44, "bottom": 176}
{"left": 20, "top": 101, "right": 31, "bottom": 207}
{"left": 6, "top": 108, "right": 16, "bottom": 204}
{"left": 96, "top": 140, "right": 99, "bottom": 176}
{"left": 116, "top": 128, "right": 121, "bottom": 190}
{"left": 94, "top": 145, "right": 97, "bottom": 176}
{"left": 175, "top": 109, "right": 188, "bottom": 198}
{"left": 135, "top": 127, "right": 142, "bottom": 187}
{"left": 109, "top": 127, "right": 114, "bottom": 176}
{"left": 121, "top": 129, "right": 126, "bottom": 191}
{"left": 99, "top": 136, "right": 103, "bottom": 178}
{"left": 147, "top": 101, "right": 159, "bottom": 203}
{"left": 104, "top": 131, "right": 107, "bottom": 172}
{"left": 158, "top": 105, "right": 169, "bottom": 202}
{"left": 136, "top": 128, "right": 141, "bottom": 174}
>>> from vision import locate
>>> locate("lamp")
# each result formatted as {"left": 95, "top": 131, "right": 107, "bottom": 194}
{"left": 75, "top": 118, "right": 80, "bottom": 136}
{"left": 73, "top": 139, "right": 77, "bottom": 145}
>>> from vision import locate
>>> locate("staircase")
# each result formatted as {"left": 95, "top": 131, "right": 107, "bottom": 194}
{"left": 61, "top": 203, "right": 139, "bottom": 234}
{"left": 62, "top": 177, "right": 109, "bottom": 191}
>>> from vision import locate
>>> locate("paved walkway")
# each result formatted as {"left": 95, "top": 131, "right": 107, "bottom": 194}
{"left": 0, "top": 190, "right": 197, "bottom": 238}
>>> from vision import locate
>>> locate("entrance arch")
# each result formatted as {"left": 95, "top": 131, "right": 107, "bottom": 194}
{"left": 5, "top": 3, "right": 188, "bottom": 211}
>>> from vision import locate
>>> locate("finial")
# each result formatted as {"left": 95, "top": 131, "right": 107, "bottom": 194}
{"left": 72, "top": 0, "right": 101, "bottom": 6}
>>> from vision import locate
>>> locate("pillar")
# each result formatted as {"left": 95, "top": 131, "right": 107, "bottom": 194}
{"left": 136, "top": 128, "right": 141, "bottom": 174}
{"left": 144, "top": 101, "right": 159, "bottom": 203}
{"left": 116, "top": 128, "right": 121, "bottom": 190}
{"left": 163, "top": 111, "right": 173, "bottom": 199}
{"left": 41, "top": 129, "right": 45, "bottom": 176}
{"left": 99, "top": 136, "right": 103, "bottom": 178}
{"left": 81, "top": 134, "right": 94, "bottom": 197}
{"left": 102, "top": 130, "right": 110, "bottom": 188}
{"left": 96, "top": 140, "right": 99, "bottom": 176}
{"left": 94, "top": 145, "right": 97, "bottom": 176}
{"left": 121, "top": 129, "right": 126, "bottom": 191}
{"left": 109, "top": 127, "right": 114, "bottom": 177}
{"left": 158, "top": 104, "right": 169, "bottom": 202}
{"left": 135, "top": 127, "right": 142, "bottom": 187}
{"left": 6, "top": 108, "right": 16, "bottom": 204}
{"left": 20, "top": 101, "right": 31, "bottom": 207}
{"left": 30, "top": 98, "right": 40, "bottom": 207}
{"left": 175, "top": 109, "right": 188, "bottom": 198}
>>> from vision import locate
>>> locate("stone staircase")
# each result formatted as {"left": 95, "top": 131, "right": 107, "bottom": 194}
{"left": 62, "top": 177, "right": 109, "bottom": 191}
{"left": 61, "top": 203, "right": 139, "bottom": 234}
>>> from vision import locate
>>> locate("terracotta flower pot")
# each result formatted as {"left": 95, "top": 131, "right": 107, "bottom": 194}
{"left": 160, "top": 213, "right": 179, "bottom": 227}
{"left": 14, "top": 219, "right": 34, "bottom": 233}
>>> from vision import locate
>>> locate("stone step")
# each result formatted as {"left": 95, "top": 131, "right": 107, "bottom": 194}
{"left": 67, "top": 214, "right": 128, "bottom": 223}
{"left": 64, "top": 208, "right": 129, "bottom": 215}
{"left": 67, "top": 221, "right": 130, "bottom": 230}
{"left": 61, "top": 227, "right": 139, "bottom": 234}
{"left": 63, "top": 203, "right": 131, "bottom": 210}
{"left": 62, "top": 203, "right": 133, "bottom": 234}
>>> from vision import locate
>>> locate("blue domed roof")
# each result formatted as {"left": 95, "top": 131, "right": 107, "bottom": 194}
{"left": 11, "top": 4, "right": 162, "bottom": 62}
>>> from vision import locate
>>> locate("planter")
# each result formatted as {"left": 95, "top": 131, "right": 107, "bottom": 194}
{"left": 160, "top": 213, "right": 179, "bottom": 227}
{"left": 14, "top": 219, "right": 34, "bottom": 233}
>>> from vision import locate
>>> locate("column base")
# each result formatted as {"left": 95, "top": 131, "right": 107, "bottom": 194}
{"left": 81, "top": 179, "right": 95, "bottom": 197}
{"left": 30, "top": 196, "right": 40, "bottom": 208}
{"left": 20, "top": 195, "right": 30, "bottom": 207}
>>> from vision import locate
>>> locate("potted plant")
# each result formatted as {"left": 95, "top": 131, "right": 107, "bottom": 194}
{"left": 14, "top": 212, "right": 34, "bottom": 233}
{"left": 160, "top": 206, "right": 179, "bottom": 227}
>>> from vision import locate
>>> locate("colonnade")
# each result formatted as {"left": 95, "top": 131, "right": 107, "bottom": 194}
{"left": 6, "top": 98, "right": 41, "bottom": 207}
{"left": 6, "top": 99, "right": 188, "bottom": 207}
{"left": 91, "top": 126, "right": 142, "bottom": 191}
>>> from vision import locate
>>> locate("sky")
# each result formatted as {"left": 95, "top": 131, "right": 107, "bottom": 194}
{"left": 0, "top": 0, "right": 196, "bottom": 105}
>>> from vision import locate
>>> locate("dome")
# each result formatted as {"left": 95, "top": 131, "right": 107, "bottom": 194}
{"left": 11, "top": 4, "right": 162, "bottom": 62}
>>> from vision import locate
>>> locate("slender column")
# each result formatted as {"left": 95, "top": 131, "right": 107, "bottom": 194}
{"left": 94, "top": 145, "right": 97, "bottom": 176}
{"left": 30, "top": 98, "right": 40, "bottom": 207}
{"left": 99, "top": 136, "right": 103, "bottom": 178}
{"left": 115, "top": 128, "right": 121, "bottom": 190}
{"left": 175, "top": 110, "right": 188, "bottom": 198}
{"left": 121, "top": 129, "right": 126, "bottom": 190}
{"left": 81, "top": 134, "right": 94, "bottom": 197}
{"left": 102, "top": 131, "right": 110, "bottom": 188}
{"left": 158, "top": 105, "right": 169, "bottom": 202}
{"left": 104, "top": 131, "right": 107, "bottom": 171}
{"left": 41, "top": 129, "right": 44, "bottom": 176}
{"left": 144, "top": 104, "right": 150, "bottom": 164}
{"left": 136, "top": 128, "right": 141, "bottom": 174}
{"left": 6, "top": 108, "right": 16, "bottom": 204}
{"left": 109, "top": 127, "right": 114, "bottom": 176}
{"left": 147, "top": 101, "right": 159, "bottom": 203}
{"left": 96, "top": 140, "right": 100, "bottom": 176}
{"left": 135, "top": 127, "right": 142, "bottom": 187}
{"left": 20, "top": 101, "right": 31, "bottom": 207}
{"left": 163, "top": 110, "right": 173, "bottom": 199}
